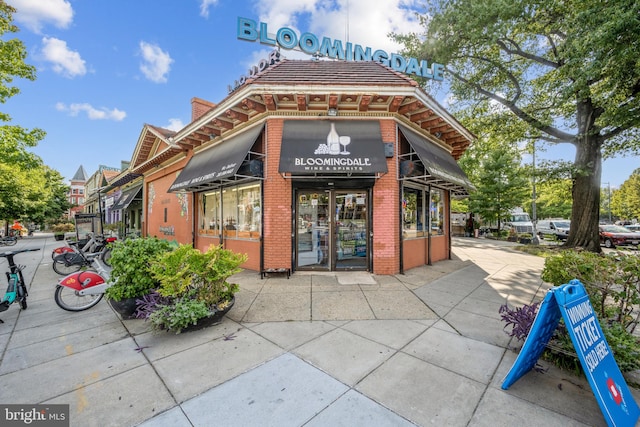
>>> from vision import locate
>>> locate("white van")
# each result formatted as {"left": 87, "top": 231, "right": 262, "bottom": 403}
{"left": 537, "top": 219, "right": 571, "bottom": 241}
{"left": 504, "top": 208, "right": 534, "bottom": 234}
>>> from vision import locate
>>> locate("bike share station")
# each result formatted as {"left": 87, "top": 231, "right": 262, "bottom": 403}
{"left": 502, "top": 280, "right": 640, "bottom": 426}
{"left": 72, "top": 213, "right": 103, "bottom": 246}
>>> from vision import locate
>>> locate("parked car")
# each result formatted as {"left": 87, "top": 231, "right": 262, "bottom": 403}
{"left": 598, "top": 225, "right": 640, "bottom": 249}
{"left": 537, "top": 219, "right": 570, "bottom": 241}
{"left": 624, "top": 224, "right": 640, "bottom": 232}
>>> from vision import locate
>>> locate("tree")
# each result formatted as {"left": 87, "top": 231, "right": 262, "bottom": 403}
{"left": 535, "top": 178, "right": 573, "bottom": 220}
{"left": 0, "top": 2, "right": 47, "bottom": 229}
{"left": 468, "top": 146, "right": 529, "bottom": 231}
{"left": 393, "top": 0, "right": 640, "bottom": 252}
{"left": 611, "top": 169, "right": 640, "bottom": 221}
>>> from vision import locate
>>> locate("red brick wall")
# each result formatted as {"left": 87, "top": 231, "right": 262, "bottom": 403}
{"left": 263, "top": 118, "right": 292, "bottom": 269}
{"left": 191, "top": 97, "right": 216, "bottom": 121}
{"left": 373, "top": 119, "right": 400, "bottom": 274}
{"left": 145, "top": 158, "right": 193, "bottom": 244}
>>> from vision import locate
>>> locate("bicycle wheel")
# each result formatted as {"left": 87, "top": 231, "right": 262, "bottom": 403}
{"left": 101, "top": 247, "right": 112, "bottom": 267}
{"left": 4, "top": 238, "right": 17, "bottom": 246}
{"left": 52, "top": 259, "right": 82, "bottom": 275}
{"left": 54, "top": 285, "right": 103, "bottom": 311}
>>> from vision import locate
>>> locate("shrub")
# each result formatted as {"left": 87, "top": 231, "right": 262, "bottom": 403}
{"left": 542, "top": 250, "right": 640, "bottom": 332}
{"left": 144, "top": 244, "right": 247, "bottom": 333}
{"left": 501, "top": 249, "right": 640, "bottom": 374}
{"left": 105, "top": 237, "right": 174, "bottom": 301}
{"left": 51, "top": 223, "right": 75, "bottom": 233}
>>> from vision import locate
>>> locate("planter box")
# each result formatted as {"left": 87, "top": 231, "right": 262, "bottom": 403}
{"left": 108, "top": 297, "right": 139, "bottom": 320}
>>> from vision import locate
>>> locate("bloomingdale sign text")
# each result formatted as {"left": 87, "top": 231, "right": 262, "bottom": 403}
{"left": 237, "top": 17, "right": 444, "bottom": 81}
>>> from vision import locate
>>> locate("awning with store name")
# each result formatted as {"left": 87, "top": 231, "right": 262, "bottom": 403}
{"left": 169, "top": 125, "right": 264, "bottom": 192}
{"left": 398, "top": 124, "right": 474, "bottom": 196}
{"left": 111, "top": 184, "right": 142, "bottom": 211}
{"left": 279, "top": 120, "right": 388, "bottom": 176}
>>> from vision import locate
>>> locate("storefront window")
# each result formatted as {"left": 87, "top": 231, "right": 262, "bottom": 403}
{"left": 222, "top": 188, "right": 238, "bottom": 238}
{"left": 430, "top": 188, "right": 444, "bottom": 235}
{"left": 201, "top": 190, "right": 221, "bottom": 234}
{"left": 402, "top": 186, "right": 424, "bottom": 238}
{"left": 201, "top": 182, "right": 261, "bottom": 239}
{"left": 236, "top": 183, "right": 261, "bottom": 238}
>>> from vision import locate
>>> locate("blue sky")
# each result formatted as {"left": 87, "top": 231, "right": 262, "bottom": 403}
{"left": 4, "top": 0, "right": 638, "bottom": 188}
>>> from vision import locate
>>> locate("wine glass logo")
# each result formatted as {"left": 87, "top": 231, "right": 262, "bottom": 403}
{"left": 339, "top": 136, "right": 351, "bottom": 154}
{"left": 316, "top": 123, "right": 353, "bottom": 156}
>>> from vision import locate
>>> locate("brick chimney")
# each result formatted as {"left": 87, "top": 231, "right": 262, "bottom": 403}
{"left": 191, "top": 97, "right": 216, "bottom": 121}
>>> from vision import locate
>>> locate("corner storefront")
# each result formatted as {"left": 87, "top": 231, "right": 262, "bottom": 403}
{"left": 138, "top": 59, "right": 475, "bottom": 275}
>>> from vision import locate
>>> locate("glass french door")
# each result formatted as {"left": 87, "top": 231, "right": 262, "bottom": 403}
{"left": 296, "top": 191, "right": 330, "bottom": 269}
{"left": 295, "top": 189, "right": 369, "bottom": 271}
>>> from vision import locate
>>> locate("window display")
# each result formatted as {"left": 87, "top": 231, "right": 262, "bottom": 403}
{"left": 402, "top": 186, "right": 424, "bottom": 238}
{"left": 200, "top": 182, "right": 261, "bottom": 239}
{"left": 430, "top": 188, "right": 444, "bottom": 235}
{"left": 201, "top": 190, "right": 221, "bottom": 234}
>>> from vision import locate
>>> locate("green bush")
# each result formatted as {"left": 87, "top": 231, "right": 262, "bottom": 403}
{"left": 146, "top": 244, "right": 247, "bottom": 333}
{"left": 51, "top": 222, "right": 75, "bottom": 233}
{"left": 149, "top": 299, "right": 210, "bottom": 333}
{"left": 105, "top": 237, "right": 174, "bottom": 301}
{"left": 542, "top": 251, "right": 640, "bottom": 328}
{"left": 538, "top": 250, "right": 640, "bottom": 373}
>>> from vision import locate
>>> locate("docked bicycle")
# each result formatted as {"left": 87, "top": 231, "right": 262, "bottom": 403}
{"left": 52, "top": 233, "right": 116, "bottom": 275}
{"left": 54, "top": 256, "right": 111, "bottom": 311}
{"left": 0, "top": 236, "right": 18, "bottom": 246}
{"left": 0, "top": 248, "right": 40, "bottom": 316}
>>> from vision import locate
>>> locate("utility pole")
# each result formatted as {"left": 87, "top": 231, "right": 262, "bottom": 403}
{"left": 602, "top": 182, "right": 612, "bottom": 223}
{"left": 608, "top": 182, "right": 612, "bottom": 223}
{"left": 531, "top": 140, "right": 539, "bottom": 244}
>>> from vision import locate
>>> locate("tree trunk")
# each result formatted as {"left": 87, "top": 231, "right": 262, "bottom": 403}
{"left": 565, "top": 99, "right": 602, "bottom": 252}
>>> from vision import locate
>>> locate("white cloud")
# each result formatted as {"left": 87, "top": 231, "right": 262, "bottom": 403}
{"left": 253, "top": 0, "right": 425, "bottom": 56}
{"left": 7, "top": 0, "right": 73, "bottom": 33}
{"left": 41, "top": 37, "right": 86, "bottom": 78}
{"left": 139, "top": 41, "right": 173, "bottom": 83}
{"left": 199, "top": 0, "right": 219, "bottom": 18}
{"left": 56, "top": 102, "right": 126, "bottom": 121}
{"left": 165, "top": 118, "right": 184, "bottom": 132}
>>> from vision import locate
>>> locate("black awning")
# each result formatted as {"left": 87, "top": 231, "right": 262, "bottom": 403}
{"left": 279, "top": 120, "right": 388, "bottom": 175}
{"left": 399, "top": 124, "right": 473, "bottom": 194}
{"left": 169, "top": 125, "right": 264, "bottom": 192}
{"left": 112, "top": 184, "right": 142, "bottom": 211}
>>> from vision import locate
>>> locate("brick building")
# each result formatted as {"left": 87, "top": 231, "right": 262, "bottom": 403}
{"left": 123, "top": 59, "right": 474, "bottom": 275}
{"left": 67, "top": 165, "right": 87, "bottom": 218}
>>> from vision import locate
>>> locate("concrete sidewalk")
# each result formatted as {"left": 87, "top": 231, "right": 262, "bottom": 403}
{"left": 1, "top": 236, "right": 638, "bottom": 426}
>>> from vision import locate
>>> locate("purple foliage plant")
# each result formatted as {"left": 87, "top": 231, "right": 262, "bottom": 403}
{"left": 134, "top": 290, "right": 171, "bottom": 320}
{"left": 499, "top": 302, "right": 540, "bottom": 341}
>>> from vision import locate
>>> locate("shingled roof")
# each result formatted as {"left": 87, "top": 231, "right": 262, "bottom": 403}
{"left": 173, "top": 58, "right": 474, "bottom": 160}
{"left": 251, "top": 59, "right": 419, "bottom": 88}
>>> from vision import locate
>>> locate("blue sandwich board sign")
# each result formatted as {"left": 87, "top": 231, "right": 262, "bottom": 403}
{"left": 502, "top": 279, "right": 640, "bottom": 427}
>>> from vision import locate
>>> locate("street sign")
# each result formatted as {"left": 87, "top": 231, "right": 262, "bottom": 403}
{"left": 502, "top": 280, "right": 639, "bottom": 427}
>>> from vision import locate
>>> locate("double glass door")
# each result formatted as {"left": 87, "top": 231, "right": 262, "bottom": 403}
{"left": 296, "top": 189, "right": 369, "bottom": 271}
